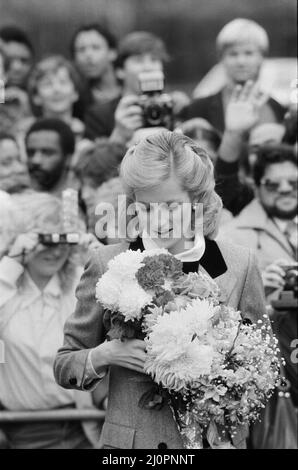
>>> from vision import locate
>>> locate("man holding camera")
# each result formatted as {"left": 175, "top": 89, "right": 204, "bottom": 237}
{"left": 84, "top": 31, "right": 188, "bottom": 145}
{"left": 219, "top": 143, "right": 297, "bottom": 300}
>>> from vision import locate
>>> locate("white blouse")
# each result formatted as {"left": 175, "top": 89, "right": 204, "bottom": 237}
{"left": 0, "top": 256, "right": 82, "bottom": 411}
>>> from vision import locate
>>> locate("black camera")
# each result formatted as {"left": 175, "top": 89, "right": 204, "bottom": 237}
{"left": 38, "top": 233, "right": 79, "bottom": 246}
{"left": 138, "top": 71, "right": 174, "bottom": 130}
{"left": 283, "top": 264, "right": 298, "bottom": 296}
{"left": 271, "top": 263, "right": 298, "bottom": 310}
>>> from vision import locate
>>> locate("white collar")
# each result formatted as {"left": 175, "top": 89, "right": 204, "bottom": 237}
{"left": 141, "top": 230, "right": 206, "bottom": 262}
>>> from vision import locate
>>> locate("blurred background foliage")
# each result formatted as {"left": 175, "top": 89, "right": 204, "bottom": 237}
{"left": 0, "top": 0, "right": 296, "bottom": 92}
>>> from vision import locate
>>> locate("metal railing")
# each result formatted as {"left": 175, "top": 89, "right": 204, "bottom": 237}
{"left": 0, "top": 409, "right": 106, "bottom": 423}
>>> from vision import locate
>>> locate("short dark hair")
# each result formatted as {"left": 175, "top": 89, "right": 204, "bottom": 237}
{"left": 25, "top": 118, "right": 75, "bottom": 157}
{"left": 0, "top": 25, "right": 34, "bottom": 55}
{"left": 180, "top": 118, "right": 222, "bottom": 151}
{"left": 282, "top": 111, "right": 298, "bottom": 146}
{"left": 0, "top": 42, "right": 9, "bottom": 71}
{"left": 0, "top": 131, "right": 17, "bottom": 145}
{"left": 70, "top": 23, "right": 117, "bottom": 58}
{"left": 253, "top": 144, "right": 297, "bottom": 186}
{"left": 115, "top": 31, "right": 169, "bottom": 69}
{"left": 74, "top": 138, "right": 125, "bottom": 187}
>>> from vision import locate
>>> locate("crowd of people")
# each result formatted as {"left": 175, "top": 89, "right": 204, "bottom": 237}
{"left": 0, "top": 17, "right": 297, "bottom": 449}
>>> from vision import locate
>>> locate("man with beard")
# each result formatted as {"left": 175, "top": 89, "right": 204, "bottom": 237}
{"left": 25, "top": 118, "right": 78, "bottom": 196}
{"left": 219, "top": 144, "right": 297, "bottom": 299}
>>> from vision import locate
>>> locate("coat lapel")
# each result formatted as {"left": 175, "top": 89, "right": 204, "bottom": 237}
{"left": 235, "top": 199, "right": 294, "bottom": 257}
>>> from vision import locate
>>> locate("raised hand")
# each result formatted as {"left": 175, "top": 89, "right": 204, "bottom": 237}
{"left": 261, "top": 258, "right": 289, "bottom": 295}
{"left": 110, "top": 95, "right": 143, "bottom": 145}
{"left": 225, "top": 80, "right": 268, "bottom": 133}
{"left": 8, "top": 232, "right": 43, "bottom": 265}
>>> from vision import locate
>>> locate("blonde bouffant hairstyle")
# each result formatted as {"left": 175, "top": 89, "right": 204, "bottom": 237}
{"left": 120, "top": 130, "right": 223, "bottom": 240}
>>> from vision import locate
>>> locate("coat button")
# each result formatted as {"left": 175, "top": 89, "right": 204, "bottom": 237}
{"left": 158, "top": 442, "right": 168, "bottom": 449}
{"left": 69, "top": 377, "right": 77, "bottom": 386}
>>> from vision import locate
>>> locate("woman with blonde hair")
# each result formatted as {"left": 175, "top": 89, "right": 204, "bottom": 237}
{"left": 0, "top": 192, "right": 102, "bottom": 449}
{"left": 55, "top": 130, "right": 268, "bottom": 449}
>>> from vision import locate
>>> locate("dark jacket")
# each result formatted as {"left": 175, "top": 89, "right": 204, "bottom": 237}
{"left": 215, "top": 157, "right": 254, "bottom": 216}
{"left": 84, "top": 96, "right": 121, "bottom": 140}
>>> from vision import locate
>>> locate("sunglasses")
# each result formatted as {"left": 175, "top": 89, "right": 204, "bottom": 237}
{"left": 260, "top": 178, "right": 298, "bottom": 193}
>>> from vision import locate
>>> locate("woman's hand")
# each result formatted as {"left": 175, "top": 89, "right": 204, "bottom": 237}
{"left": 92, "top": 339, "right": 147, "bottom": 375}
{"left": 79, "top": 233, "right": 104, "bottom": 252}
{"left": 8, "top": 233, "right": 43, "bottom": 265}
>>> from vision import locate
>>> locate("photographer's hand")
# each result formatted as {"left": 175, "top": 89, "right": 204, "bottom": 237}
{"left": 110, "top": 95, "right": 143, "bottom": 146}
{"left": 262, "top": 259, "right": 287, "bottom": 295}
{"left": 78, "top": 233, "right": 104, "bottom": 265}
{"left": 91, "top": 338, "right": 147, "bottom": 375}
{"left": 8, "top": 233, "right": 43, "bottom": 265}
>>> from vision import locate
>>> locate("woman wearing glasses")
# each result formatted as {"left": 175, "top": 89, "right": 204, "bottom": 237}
{"left": 0, "top": 192, "right": 102, "bottom": 449}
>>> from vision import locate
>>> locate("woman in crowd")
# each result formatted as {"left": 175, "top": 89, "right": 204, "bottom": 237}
{"left": 54, "top": 130, "right": 268, "bottom": 449}
{"left": 0, "top": 192, "right": 103, "bottom": 449}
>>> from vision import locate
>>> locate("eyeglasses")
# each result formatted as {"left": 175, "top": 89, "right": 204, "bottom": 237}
{"left": 260, "top": 178, "right": 298, "bottom": 193}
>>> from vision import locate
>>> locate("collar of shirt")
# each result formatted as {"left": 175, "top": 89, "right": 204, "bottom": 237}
{"left": 273, "top": 216, "right": 298, "bottom": 234}
{"left": 19, "top": 271, "right": 62, "bottom": 310}
{"left": 141, "top": 229, "right": 206, "bottom": 263}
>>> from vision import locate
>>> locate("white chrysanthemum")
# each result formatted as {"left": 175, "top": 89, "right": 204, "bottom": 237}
{"left": 107, "top": 249, "right": 146, "bottom": 282}
{"left": 145, "top": 340, "right": 214, "bottom": 391}
{"left": 146, "top": 310, "right": 192, "bottom": 361}
{"left": 95, "top": 272, "right": 123, "bottom": 310}
{"left": 180, "top": 298, "right": 217, "bottom": 337}
{"left": 144, "top": 305, "right": 216, "bottom": 391}
{"left": 118, "top": 281, "right": 153, "bottom": 321}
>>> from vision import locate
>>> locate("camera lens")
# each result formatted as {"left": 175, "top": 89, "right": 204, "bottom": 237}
{"left": 146, "top": 103, "right": 163, "bottom": 125}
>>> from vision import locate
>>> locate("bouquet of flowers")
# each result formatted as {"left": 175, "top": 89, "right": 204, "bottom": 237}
{"left": 96, "top": 249, "right": 280, "bottom": 449}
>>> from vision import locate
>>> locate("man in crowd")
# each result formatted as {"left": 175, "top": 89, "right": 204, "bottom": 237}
{"left": 180, "top": 18, "right": 286, "bottom": 131}
{"left": 84, "top": 31, "right": 169, "bottom": 142}
{"left": 0, "top": 26, "right": 34, "bottom": 134}
{"left": 0, "top": 25, "right": 34, "bottom": 89}
{"left": 25, "top": 118, "right": 78, "bottom": 196}
{"left": 219, "top": 144, "right": 297, "bottom": 299}
{"left": 70, "top": 23, "right": 119, "bottom": 115}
